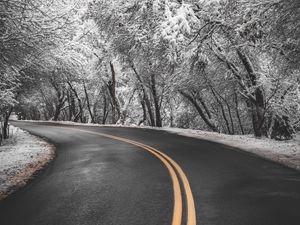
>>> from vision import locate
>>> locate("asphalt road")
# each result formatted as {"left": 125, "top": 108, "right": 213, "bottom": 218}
{"left": 0, "top": 121, "right": 300, "bottom": 225}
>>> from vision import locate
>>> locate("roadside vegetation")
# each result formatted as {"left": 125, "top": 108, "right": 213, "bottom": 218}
{"left": 1, "top": 0, "right": 300, "bottom": 142}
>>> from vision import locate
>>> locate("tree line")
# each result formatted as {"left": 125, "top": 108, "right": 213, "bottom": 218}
{"left": 1, "top": 0, "right": 299, "bottom": 141}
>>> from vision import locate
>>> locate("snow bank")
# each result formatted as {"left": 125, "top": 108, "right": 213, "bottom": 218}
{"left": 19, "top": 120, "right": 300, "bottom": 171}
{"left": 160, "top": 127, "right": 300, "bottom": 171}
{"left": 0, "top": 125, "right": 54, "bottom": 199}
{"left": 21, "top": 120, "right": 139, "bottom": 127}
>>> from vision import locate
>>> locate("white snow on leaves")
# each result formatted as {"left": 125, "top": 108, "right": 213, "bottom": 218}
{"left": 160, "top": 1, "right": 198, "bottom": 47}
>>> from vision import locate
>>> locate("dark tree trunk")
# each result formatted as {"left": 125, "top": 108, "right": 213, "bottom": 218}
{"left": 131, "top": 64, "right": 155, "bottom": 126}
{"left": 221, "top": 96, "right": 235, "bottom": 134}
{"left": 143, "top": 89, "right": 155, "bottom": 126}
{"left": 252, "top": 88, "right": 266, "bottom": 137}
{"left": 213, "top": 44, "right": 268, "bottom": 137}
{"left": 180, "top": 91, "right": 219, "bottom": 132}
{"left": 138, "top": 95, "right": 147, "bottom": 126}
{"left": 83, "top": 82, "right": 95, "bottom": 123}
{"left": 234, "top": 92, "right": 245, "bottom": 134}
{"left": 2, "top": 107, "right": 13, "bottom": 139}
{"left": 67, "top": 91, "right": 72, "bottom": 121}
{"left": 102, "top": 93, "right": 109, "bottom": 124}
{"left": 67, "top": 81, "right": 83, "bottom": 123}
{"left": 150, "top": 74, "right": 162, "bottom": 127}
{"left": 236, "top": 49, "right": 267, "bottom": 137}
{"left": 67, "top": 90, "right": 76, "bottom": 121}
{"left": 222, "top": 99, "right": 235, "bottom": 134}
{"left": 211, "top": 89, "right": 232, "bottom": 134}
{"left": 53, "top": 90, "right": 65, "bottom": 121}
{"left": 198, "top": 96, "right": 212, "bottom": 119}
{"left": 108, "top": 62, "right": 120, "bottom": 123}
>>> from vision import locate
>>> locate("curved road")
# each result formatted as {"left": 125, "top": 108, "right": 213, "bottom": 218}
{"left": 0, "top": 121, "right": 300, "bottom": 225}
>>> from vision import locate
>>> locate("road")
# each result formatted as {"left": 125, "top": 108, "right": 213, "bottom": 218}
{"left": 0, "top": 121, "right": 300, "bottom": 225}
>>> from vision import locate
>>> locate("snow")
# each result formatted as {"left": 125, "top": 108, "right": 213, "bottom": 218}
{"left": 0, "top": 125, "right": 54, "bottom": 199}
{"left": 21, "top": 120, "right": 300, "bottom": 171}
{"left": 160, "top": 127, "right": 300, "bottom": 171}
{"left": 160, "top": 1, "right": 198, "bottom": 48}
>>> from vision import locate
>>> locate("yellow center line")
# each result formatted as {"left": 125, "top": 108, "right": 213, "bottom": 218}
{"left": 69, "top": 128, "right": 183, "bottom": 225}
{"left": 66, "top": 127, "right": 197, "bottom": 225}
{"left": 134, "top": 142, "right": 197, "bottom": 225}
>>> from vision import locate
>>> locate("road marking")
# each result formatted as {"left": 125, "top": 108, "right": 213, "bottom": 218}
{"left": 129, "top": 141, "right": 196, "bottom": 225}
{"left": 67, "top": 128, "right": 196, "bottom": 225}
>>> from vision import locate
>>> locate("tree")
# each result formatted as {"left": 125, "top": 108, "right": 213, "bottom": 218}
{"left": 4, "top": 0, "right": 299, "bottom": 141}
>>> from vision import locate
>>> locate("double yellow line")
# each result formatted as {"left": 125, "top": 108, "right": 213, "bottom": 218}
{"left": 69, "top": 128, "right": 196, "bottom": 225}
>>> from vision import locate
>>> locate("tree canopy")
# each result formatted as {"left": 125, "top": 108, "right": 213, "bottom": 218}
{"left": 1, "top": 0, "right": 299, "bottom": 140}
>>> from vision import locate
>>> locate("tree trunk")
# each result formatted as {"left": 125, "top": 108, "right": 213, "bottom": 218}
{"left": 138, "top": 94, "right": 147, "bottom": 126}
{"left": 102, "top": 93, "right": 109, "bottom": 124}
{"left": 83, "top": 82, "right": 95, "bottom": 123}
{"left": 119, "top": 88, "right": 136, "bottom": 124}
{"left": 198, "top": 96, "right": 212, "bottom": 119}
{"left": 131, "top": 64, "right": 155, "bottom": 126}
{"left": 2, "top": 107, "right": 13, "bottom": 139}
{"left": 234, "top": 92, "right": 245, "bottom": 134}
{"left": 180, "top": 91, "right": 219, "bottom": 132}
{"left": 252, "top": 87, "right": 266, "bottom": 137}
{"left": 211, "top": 89, "right": 232, "bottom": 134}
{"left": 143, "top": 89, "right": 155, "bottom": 126}
{"left": 67, "top": 81, "right": 83, "bottom": 123}
{"left": 236, "top": 49, "right": 267, "bottom": 137}
{"left": 66, "top": 91, "right": 72, "bottom": 121}
{"left": 108, "top": 62, "right": 120, "bottom": 123}
{"left": 150, "top": 74, "right": 162, "bottom": 127}
{"left": 53, "top": 90, "right": 65, "bottom": 121}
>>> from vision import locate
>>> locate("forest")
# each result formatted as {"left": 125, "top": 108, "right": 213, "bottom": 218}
{"left": 1, "top": 0, "right": 299, "bottom": 141}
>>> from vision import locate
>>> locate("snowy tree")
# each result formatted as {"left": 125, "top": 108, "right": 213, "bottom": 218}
{"left": 2, "top": 0, "right": 299, "bottom": 141}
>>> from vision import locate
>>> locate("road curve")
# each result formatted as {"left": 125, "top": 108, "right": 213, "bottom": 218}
{"left": 0, "top": 121, "right": 300, "bottom": 225}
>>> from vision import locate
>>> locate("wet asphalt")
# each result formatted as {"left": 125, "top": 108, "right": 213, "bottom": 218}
{"left": 0, "top": 121, "right": 299, "bottom": 225}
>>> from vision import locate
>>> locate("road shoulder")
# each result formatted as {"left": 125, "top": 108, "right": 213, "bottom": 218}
{"left": 0, "top": 125, "right": 55, "bottom": 200}
{"left": 159, "top": 127, "right": 300, "bottom": 171}
{"left": 15, "top": 120, "right": 300, "bottom": 171}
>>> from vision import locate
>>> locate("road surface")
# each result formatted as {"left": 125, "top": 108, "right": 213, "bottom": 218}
{"left": 0, "top": 121, "right": 299, "bottom": 225}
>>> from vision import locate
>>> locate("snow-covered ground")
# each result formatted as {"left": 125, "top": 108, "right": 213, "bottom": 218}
{"left": 20, "top": 120, "right": 300, "bottom": 171}
{"left": 0, "top": 125, "right": 54, "bottom": 199}
{"left": 161, "top": 127, "right": 300, "bottom": 171}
